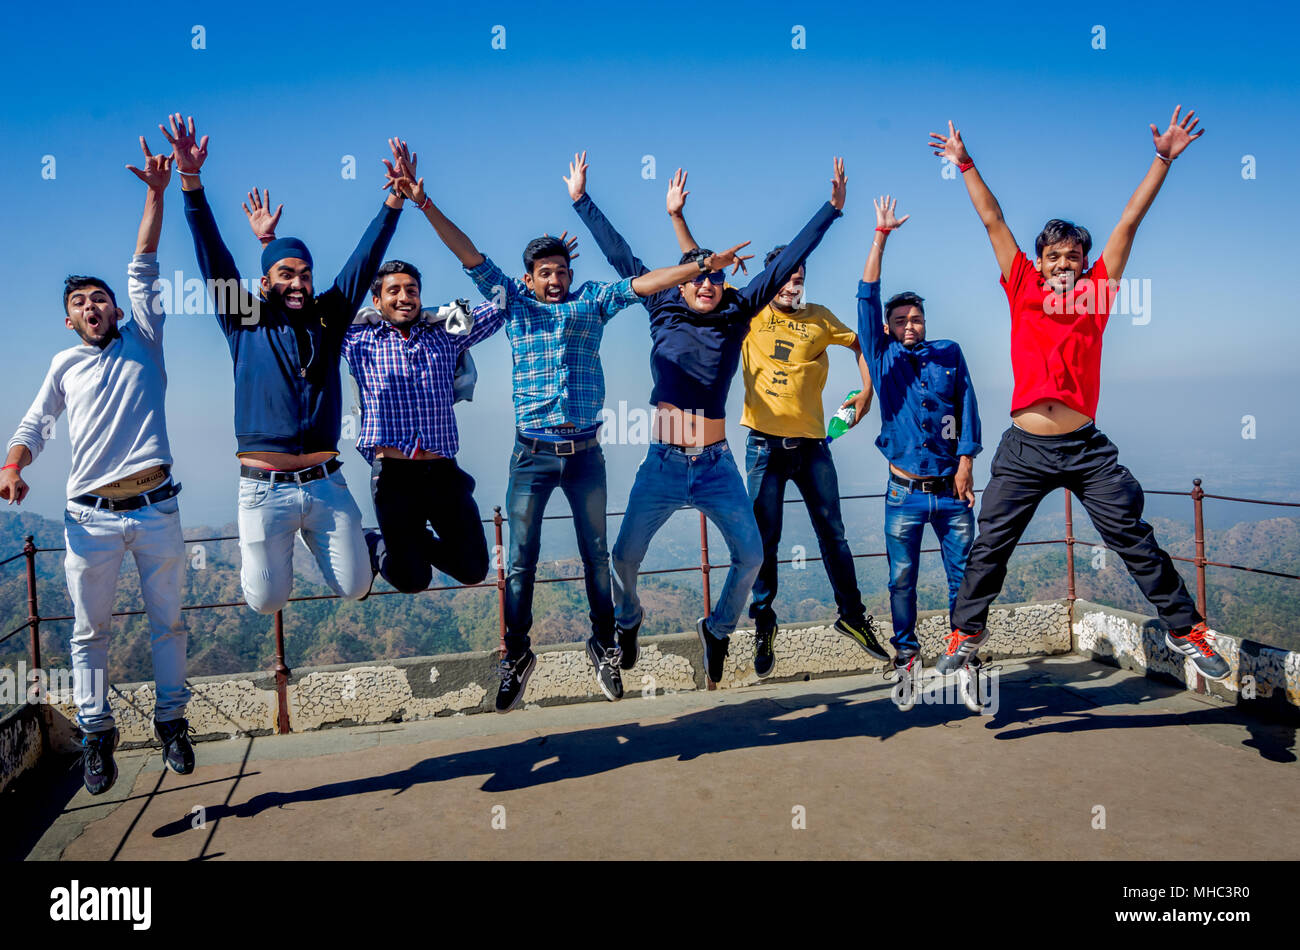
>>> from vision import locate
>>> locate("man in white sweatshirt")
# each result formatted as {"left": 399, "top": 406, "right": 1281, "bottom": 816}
{"left": 1, "top": 138, "right": 194, "bottom": 796}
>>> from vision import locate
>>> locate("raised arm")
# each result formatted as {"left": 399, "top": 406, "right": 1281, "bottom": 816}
{"left": 665, "top": 168, "right": 751, "bottom": 275}
{"left": 564, "top": 151, "right": 650, "bottom": 280}
{"left": 738, "top": 157, "right": 846, "bottom": 313}
{"left": 126, "top": 136, "right": 171, "bottom": 255}
{"left": 123, "top": 136, "right": 174, "bottom": 343}
{"left": 328, "top": 138, "right": 407, "bottom": 313}
{"left": 162, "top": 114, "right": 241, "bottom": 288}
{"left": 1102, "top": 105, "right": 1203, "bottom": 282}
{"left": 391, "top": 171, "right": 486, "bottom": 270}
{"left": 930, "top": 121, "right": 1018, "bottom": 281}
{"left": 629, "top": 244, "right": 752, "bottom": 298}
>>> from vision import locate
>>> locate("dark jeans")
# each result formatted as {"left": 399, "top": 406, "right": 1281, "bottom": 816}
{"left": 370, "top": 456, "right": 489, "bottom": 593}
{"left": 952, "top": 423, "right": 1203, "bottom": 633}
{"left": 745, "top": 432, "right": 866, "bottom": 630}
{"left": 504, "top": 438, "right": 613, "bottom": 658}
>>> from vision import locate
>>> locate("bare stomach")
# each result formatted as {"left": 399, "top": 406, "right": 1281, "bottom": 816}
{"left": 239, "top": 451, "right": 337, "bottom": 471}
{"left": 374, "top": 446, "right": 444, "bottom": 460}
{"left": 90, "top": 464, "right": 169, "bottom": 499}
{"left": 1011, "top": 399, "right": 1093, "bottom": 436}
{"left": 653, "top": 403, "right": 727, "bottom": 447}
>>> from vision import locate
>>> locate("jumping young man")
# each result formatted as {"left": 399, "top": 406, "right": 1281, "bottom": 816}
{"left": 661, "top": 168, "right": 886, "bottom": 677}
{"left": 929, "top": 106, "right": 1229, "bottom": 682}
{"left": 856, "top": 196, "right": 982, "bottom": 707}
{"left": 566, "top": 152, "right": 847, "bottom": 686}
{"left": 166, "top": 114, "right": 407, "bottom": 615}
{"left": 387, "top": 163, "right": 750, "bottom": 710}
{"left": 2, "top": 138, "right": 194, "bottom": 794}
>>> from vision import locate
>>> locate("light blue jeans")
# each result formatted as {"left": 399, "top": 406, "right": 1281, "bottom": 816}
{"left": 612, "top": 441, "right": 762, "bottom": 640}
{"left": 64, "top": 494, "right": 190, "bottom": 733}
{"left": 236, "top": 468, "right": 371, "bottom": 614}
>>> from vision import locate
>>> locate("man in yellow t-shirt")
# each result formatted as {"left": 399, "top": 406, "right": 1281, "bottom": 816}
{"left": 740, "top": 246, "right": 885, "bottom": 677}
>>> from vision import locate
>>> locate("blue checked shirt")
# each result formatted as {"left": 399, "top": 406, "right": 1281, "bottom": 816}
{"left": 341, "top": 302, "right": 505, "bottom": 462}
{"left": 465, "top": 257, "right": 639, "bottom": 430}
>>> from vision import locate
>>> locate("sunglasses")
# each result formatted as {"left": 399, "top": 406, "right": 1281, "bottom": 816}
{"left": 689, "top": 271, "right": 725, "bottom": 286}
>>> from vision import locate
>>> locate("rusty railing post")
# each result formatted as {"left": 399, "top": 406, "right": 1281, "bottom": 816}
{"left": 24, "top": 535, "right": 41, "bottom": 674}
{"left": 1063, "top": 491, "right": 1076, "bottom": 624}
{"left": 1191, "top": 478, "right": 1208, "bottom": 621}
{"left": 273, "top": 609, "right": 291, "bottom": 734}
{"left": 698, "top": 511, "right": 712, "bottom": 616}
{"left": 493, "top": 506, "right": 507, "bottom": 657}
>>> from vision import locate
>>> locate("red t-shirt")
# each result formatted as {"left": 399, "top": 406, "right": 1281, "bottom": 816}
{"left": 1001, "top": 249, "right": 1114, "bottom": 419}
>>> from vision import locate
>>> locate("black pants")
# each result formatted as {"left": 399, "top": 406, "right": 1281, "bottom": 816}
{"left": 370, "top": 456, "right": 490, "bottom": 593}
{"left": 952, "top": 423, "right": 1202, "bottom": 634}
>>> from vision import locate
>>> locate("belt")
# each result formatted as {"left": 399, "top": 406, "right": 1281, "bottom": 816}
{"left": 70, "top": 479, "right": 182, "bottom": 512}
{"left": 240, "top": 458, "right": 341, "bottom": 484}
{"left": 516, "top": 432, "right": 601, "bottom": 456}
{"left": 756, "top": 433, "right": 816, "bottom": 451}
{"left": 889, "top": 472, "right": 953, "bottom": 494}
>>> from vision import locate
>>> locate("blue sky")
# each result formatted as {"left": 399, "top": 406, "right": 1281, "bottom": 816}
{"left": 1, "top": 0, "right": 1297, "bottom": 534}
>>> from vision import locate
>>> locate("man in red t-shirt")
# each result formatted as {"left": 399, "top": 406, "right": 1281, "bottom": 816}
{"left": 927, "top": 106, "right": 1229, "bottom": 685}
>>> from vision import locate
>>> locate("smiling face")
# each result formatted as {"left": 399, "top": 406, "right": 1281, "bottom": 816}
{"left": 261, "top": 258, "right": 314, "bottom": 310}
{"left": 770, "top": 266, "right": 805, "bottom": 313}
{"left": 886, "top": 303, "right": 926, "bottom": 347}
{"left": 373, "top": 272, "right": 422, "bottom": 328}
{"left": 522, "top": 256, "right": 573, "bottom": 303}
{"left": 1036, "top": 240, "right": 1087, "bottom": 293}
{"left": 680, "top": 271, "right": 725, "bottom": 313}
{"left": 64, "top": 284, "right": 122, "bottom": 347}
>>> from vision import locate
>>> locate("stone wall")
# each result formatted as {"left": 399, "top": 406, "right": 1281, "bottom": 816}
{"left": 0, "top": 703, "right": 43, "bottom": 794}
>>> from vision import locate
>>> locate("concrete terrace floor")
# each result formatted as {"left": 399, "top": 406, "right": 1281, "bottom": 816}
{"left": 21, "top": 655, "right": 1300, "bottom": 861}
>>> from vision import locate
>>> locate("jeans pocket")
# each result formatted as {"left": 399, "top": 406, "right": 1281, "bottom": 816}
{"left": 66, "top": 502, "right": 94, "bottom": 525}
{"left": 238, "top": 479, "right": 270, "bottom": 509}
{"left": 152, "top": 496, "right": 180, "bottom": 516}
{"left": 885, "top": 484, "right": 907, "bottom": 507}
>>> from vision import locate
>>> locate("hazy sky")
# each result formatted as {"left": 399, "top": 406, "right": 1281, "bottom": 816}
{"left": 2, "top": 0, "right": 1296, "bottom": 541}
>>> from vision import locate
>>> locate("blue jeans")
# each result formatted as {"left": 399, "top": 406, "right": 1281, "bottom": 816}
{"left": 745, "top": 432, "right": 866, "bottom": 630}
{"left": 64, "top": 494, "right": 190, "bottom": 732}
{"left": 236, "top": 467, "right": 372, "bottom": 614}
{"left": 883, "top": 479, "right": 975, "bottom": 654}
{"left": 612, "top": 441, "right": 762, "bottom": 640}
{"left": 504, "top": 439, "right": 613, "bottom": 658}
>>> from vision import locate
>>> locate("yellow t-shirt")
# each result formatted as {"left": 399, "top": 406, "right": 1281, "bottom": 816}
{"left": 741, "top": 302, "right": 858, "bottom": 439}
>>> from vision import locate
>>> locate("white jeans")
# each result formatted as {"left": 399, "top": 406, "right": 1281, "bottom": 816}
{"left": 64, "top": 494, "right": 190, "bottom": 733}
{"left": 236, "top": 468, "right": 371, "bottom": 614}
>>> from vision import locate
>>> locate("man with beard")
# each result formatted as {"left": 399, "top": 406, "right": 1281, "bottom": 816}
{"left": 2, "top": 137, "right": 194, "bottom": 795}
{"left": 166, "top": 114, "right": 407, "bottom": 613}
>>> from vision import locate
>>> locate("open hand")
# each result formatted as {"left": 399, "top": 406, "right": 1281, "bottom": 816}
{"left": 873, "top": 194, "right": 910, "bottom": 231}
{"left": 706, "top": 241, "right": 753, "bottom": 274}
{"left": 1151, "top": 104, "right": 1203, "bottom": 161}
{"left": 543, "top": 230, "right": 580, "bottom": 261}
{"left": 929, "top": 120, "right": 971, "bottom": 167}
{"left": 563, "top": 150, "right": 588, "bottom": 202}
{"left": 242, "top": 188, "right": 283, "bottom": 240}
{"left": 830, "top": 156, "right": 847, "bottom": 210}
{"left": 159, "top": 113, "right": 208, "bottom": 175}
{"left": 666, "top": 167, "right": 689, "bottom": 215}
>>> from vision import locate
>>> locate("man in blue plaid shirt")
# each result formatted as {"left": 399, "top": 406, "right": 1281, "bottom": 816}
{"left": 340, "top": 260, "right": 505, "bottom": 596}
{"left": 388, "top": 159, "right": 751, "bottom": 713}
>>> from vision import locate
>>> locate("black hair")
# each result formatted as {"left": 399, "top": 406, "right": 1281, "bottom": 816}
{"left": 63, "top": 276, "right": 117, "bottom": 314}
{"left": 523, "top": 236, "right": 571, "bottom": 273}
{"left": 764, "top": 244, "right": 807, "bottom": 278}
{"left": 1034, "top": 218, "right": 1092, "bottom": 258}
{"left": 679, "top": 248, "right": 712, "bottom": 265}
{"left": 884, "top": 291, "right": 925, "bottom": 321}
{"left": 370, "top": 260, "right": 422, "bottom": 296}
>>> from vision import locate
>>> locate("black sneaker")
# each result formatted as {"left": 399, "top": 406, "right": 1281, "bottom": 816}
{"left": 359, "top": 528, "right": 382, "bottom": 601}
{"left": 81, "top": 727, "right": 120, "bottom": 796}
{"left": 697, "top": 617, "right": 729, "bottom": 685}
{"left": 1165, "top": 622, "right": 1230, "bottom": 681}
{"left": 155, "top": 717, "right": 196, "bottom": 775}
{"left": 495, "top": 649, "right": 537, "bottom": 713}
{"left": 586, "top": 636, "right": 624, "bottom": 701}
{"left": 616, "top": 610, "right": 643, "bottom": 671}
{"left": 935, "top": 628, "right": 990, "bottom": 675}
{"left": 835, "top": 615, "right": 889, "bottom": 661}
{"left": 754, "top": 624, "right": 777, "bottom": 679}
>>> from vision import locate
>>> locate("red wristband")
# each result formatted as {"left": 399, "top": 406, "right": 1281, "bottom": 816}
{"left": 418, "top": 196, "right": 432, "bottom": 211}
{"left": 1, "top": 463, "right": 19, "bottom": 471}
{"left": 958, "top": 159, "right": 975, "bottom": 173}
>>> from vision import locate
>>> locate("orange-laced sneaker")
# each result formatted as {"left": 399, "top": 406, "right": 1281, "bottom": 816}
{"left": 1165, "top": 622, "right": 1230, "bottom": 681}
{"left": 936, "top": 628, "right": 990, "bottom": 674}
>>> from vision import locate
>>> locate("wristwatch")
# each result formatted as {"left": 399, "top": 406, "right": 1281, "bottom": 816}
{"left": 692, "top": 248, "right": 710, "bottom": 272}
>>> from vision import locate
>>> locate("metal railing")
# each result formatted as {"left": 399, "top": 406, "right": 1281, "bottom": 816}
{"left": 3, "top": 478, "right": 1298, "bottom": 731}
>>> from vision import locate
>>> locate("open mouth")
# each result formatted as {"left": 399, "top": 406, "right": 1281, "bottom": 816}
{"left": 86, "top": 315, "right": 101, "bottom": 331}
{"left": 285, "top": 291, "right": 305, "bottom": 309}
{"left": 545, "top": 287, "right": 564, "bottom": 301}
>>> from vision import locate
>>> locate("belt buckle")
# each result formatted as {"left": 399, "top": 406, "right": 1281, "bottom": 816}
{"left": 683, "top": 445, "right": 704, "bottom": 457}
{"left": 555, "top": 440, "right": 576, "bottom": 456}
{"left": 781, "top": 437, "right": 800, "bottom": 450}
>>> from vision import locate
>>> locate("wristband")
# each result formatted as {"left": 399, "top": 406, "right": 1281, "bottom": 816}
{"left": 874, "top": 227, "right": 893, "bottom": 233}
{"left": 958, "top": 159, "right": 974, "bottom": 173}
{"left": 418, "top": 195, "right": 432, "bottom": 212}
{"left": 1155, "top": 150, "right": 1172, "bottom": 164}
{"left": 1, "top": 464, "right": 18, "bottom": 472}
{"left": 257, "top": 233, "right": 276, "bottom": 243}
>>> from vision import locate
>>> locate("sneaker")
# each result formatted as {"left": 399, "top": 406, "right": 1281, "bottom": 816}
{"left": 358, "top": 528, "right": 382, "bottom": 602}
{"left": 616, "top": 610, "right": 643, "bottom": 671}
{"left": 154, "top": 717, "right": 196, "bottom": 775}
{"left": 956, "top": 655, "right": 987, "bottom": 713}
{"left": 696, "top": 617, "right": 729, "bottom": 685}
{"left": 835, "top": 615, "right": 889, "bottom": 661}
{"left": 81, "top": 727, "right": 119, "bottom": 796}
{"left": 586, "top": 637, "right": 625, "bottom": 701}
{"left": 1166, "top": 622, "right": 1230, "bottom": 681}
{"left": 495, "top": 649, "right": 537, "bottom": 713}
{"left": 890, "top": 652, "right": 921, "bottom": 712}
{"left": 754, "top": 624, "right": 778, "bottom": 679}
{"left": 935, "top": 628, "right": 990, "bottom": 675}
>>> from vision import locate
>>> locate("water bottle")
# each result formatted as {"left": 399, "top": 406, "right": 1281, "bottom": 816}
{"left": 827, "top": 390, "right": 861, "bottom": 440}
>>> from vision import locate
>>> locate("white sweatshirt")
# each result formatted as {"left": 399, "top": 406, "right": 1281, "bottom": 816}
{"left": 8, "top": 254, "right": 174, "bottom": 499}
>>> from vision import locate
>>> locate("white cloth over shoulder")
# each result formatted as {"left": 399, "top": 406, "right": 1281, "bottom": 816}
{"left": 351, "top": 300, "right": 478, "bottom": 403}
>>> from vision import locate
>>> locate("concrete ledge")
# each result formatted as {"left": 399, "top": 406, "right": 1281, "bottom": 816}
{"left": 0, "top": 703, "right": 43, "bottom": 794}
{"left": 1072, "top": 599, "right": 1300, "bottom": 720}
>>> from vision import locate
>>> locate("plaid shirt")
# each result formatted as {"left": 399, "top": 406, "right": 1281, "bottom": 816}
{"left": 465, "top": 257, "right": 639, "bottom": 430}
{"left": 341, "top": 302, "right": 505, "bottom": 461}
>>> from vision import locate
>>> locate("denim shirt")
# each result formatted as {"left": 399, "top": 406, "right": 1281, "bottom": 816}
{"left": 856, "top": 280, "right": 981, "bottom": 477}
